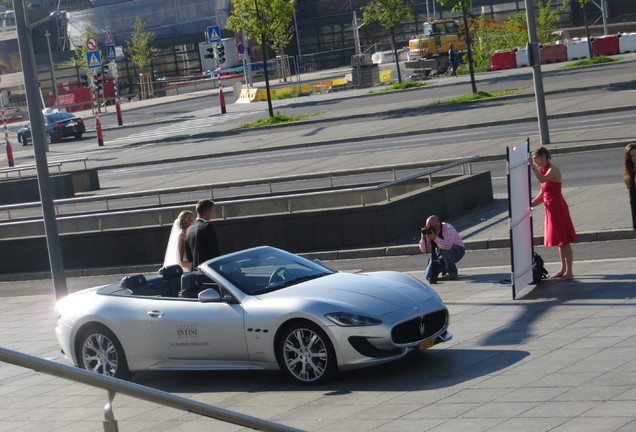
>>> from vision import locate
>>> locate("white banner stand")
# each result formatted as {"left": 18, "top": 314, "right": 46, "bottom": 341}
{"left": 507, "top": 138, "right": 535, "bottom": 299}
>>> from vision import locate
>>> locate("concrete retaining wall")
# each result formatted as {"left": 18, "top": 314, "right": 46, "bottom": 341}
{"left": 0, "top": 172, "right": 492, "bottom": 275}
{"left": 0, "top": 169, "right": 100, "bottom": 205}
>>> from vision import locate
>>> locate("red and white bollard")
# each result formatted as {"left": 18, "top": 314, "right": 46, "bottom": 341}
{"left": 218, "top": 71, "right": 226, "bottom": 114}
{"left": 1, "top": 100, "right": 14, "bottom": 167}
{"left": 113, "top": 82, "right": 123, "bottom": 126}
{"left": 95, "top": 114, "right": 104, "bottom": 146}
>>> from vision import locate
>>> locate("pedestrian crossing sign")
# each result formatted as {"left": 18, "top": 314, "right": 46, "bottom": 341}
{"left": 207, "top": 25, "right": 221, "bottom": 43}
{"left": 106, "top": 45, "right": 116, "bottom": 61}
{"left": 87, "top": 50, "right": 102, "bottom": 69}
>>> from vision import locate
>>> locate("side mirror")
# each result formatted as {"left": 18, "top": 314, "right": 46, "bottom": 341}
{"left": 198, "top": 288, "right": 222, "bottom": 303}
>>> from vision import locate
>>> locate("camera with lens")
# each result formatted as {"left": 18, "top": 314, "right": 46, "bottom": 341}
{"left": 421, "top": 226, "right": 435, "bottom": 235}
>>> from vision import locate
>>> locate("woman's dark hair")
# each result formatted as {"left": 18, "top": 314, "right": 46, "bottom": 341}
{"left": 533, "top": 146, "right": 551, "bottom": 161}
{"left": 624, "top": 143, "right": 636, "bottom": 189}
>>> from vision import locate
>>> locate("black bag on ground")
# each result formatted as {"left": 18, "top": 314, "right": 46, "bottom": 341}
{"left": 532, "top": 252, "right": 549, "bottom": 283}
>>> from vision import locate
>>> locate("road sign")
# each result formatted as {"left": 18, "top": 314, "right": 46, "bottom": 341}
{"left": 106, "top": 45, "right": 116, "bottom": 61}
{"left": 207, "top": 25, "right": 221, "bottom": 43}
{"left": 105, "top": 30, "right": 115, "bottom": 46}
{"left": 86, "top": 50, "right": 102, "bottom": 69}
{"left": 86, "top": 37, "right": 97, "bottom": 51}
{"left": 237, "top": 42, "right": 245, "bottom": 55}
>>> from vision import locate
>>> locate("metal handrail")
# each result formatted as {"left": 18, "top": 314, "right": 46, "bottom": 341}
{"left": 0, "top": 346, "right": 302, "bottom": 432}
{"left": 0, "top": 157, "right": 88, "bottom": 179}
{"left": 0, "top": 157, "right": 476, "bottom": 220}
{"left": 0, "top": 156, "right": 478, "bottom": 234}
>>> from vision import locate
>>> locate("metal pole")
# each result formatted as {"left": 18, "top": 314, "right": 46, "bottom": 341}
{"left": 524, "top": 0, "right": 550, "bottom": 145}
{"left": 12, "top": 0, "right": 68, "bottom": 298}
{"left": 293, "top": 12, "right": 303, "bottom": 73}
{"left": 44, "top": 30, "right": 60, "bottom": 108}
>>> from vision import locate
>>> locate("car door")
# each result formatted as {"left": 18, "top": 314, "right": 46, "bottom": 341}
{"left": 141, "top": 295, "right": 249, "bottom": 362}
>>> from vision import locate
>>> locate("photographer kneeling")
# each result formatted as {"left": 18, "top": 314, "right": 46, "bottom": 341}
{"left": 419, "top": 215, "right": 465, "bottom": 283}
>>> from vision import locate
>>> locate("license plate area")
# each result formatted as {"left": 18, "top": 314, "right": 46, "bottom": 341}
{"left": 418, "top": 339, "right": 435, "bottom": 350}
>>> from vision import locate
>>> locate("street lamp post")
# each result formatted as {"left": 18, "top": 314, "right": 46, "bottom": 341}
{"left": 12, "top": 0, "right": 68, "bottom": 299}
{"left": 524, "top": 0, "right": 550, "bottom": 145}
{"left": 44, "top": 30, "right": 60, "bottom": 108}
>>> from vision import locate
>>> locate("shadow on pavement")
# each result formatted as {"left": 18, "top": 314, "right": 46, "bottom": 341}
{"left": 132, "top": 348, "right": 530, "bottom": 394}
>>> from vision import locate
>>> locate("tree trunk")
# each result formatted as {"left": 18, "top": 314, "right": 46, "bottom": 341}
{"left": 462, "top": 7, "right": 478, "bottom": 94}
{"left": 582, "top": 4, "right": 594, "bottom": 59}
{"left": 262, "top": 45, "right": 275, "bottom": 117}
{"left": 391, "top": 29, "right": 402, "bottom": 83}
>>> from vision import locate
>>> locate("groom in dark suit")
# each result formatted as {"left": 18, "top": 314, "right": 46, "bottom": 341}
{"left": 185, "top": 199, "right": 220, "bottom": 269}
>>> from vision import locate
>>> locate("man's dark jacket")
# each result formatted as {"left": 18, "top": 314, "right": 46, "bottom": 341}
{"left": 185, "top": 219, "right": 220, "bottom": 269}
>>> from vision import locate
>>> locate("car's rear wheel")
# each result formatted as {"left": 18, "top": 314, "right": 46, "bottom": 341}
{"left": 278, "top": 321, "right": 337, "bottom": 385}
{"left": 77, "top": 325, "right": 132, "bottom": 380}
{"left": 74, "top": 133, "right": 82, "bottom": 139}
{"left": 45, "top": 133, "right": 52, "bottom": 145}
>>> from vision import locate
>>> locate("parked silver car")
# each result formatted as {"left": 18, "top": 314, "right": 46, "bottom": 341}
{"left": 55, "top": 246, "right": 452, "bottom": 384}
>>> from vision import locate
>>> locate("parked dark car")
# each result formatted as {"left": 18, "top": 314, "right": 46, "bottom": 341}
{"left": 17, "top": 110, "right": 86, "bottom": 145}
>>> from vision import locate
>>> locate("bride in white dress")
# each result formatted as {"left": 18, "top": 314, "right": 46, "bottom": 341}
{"left": 163, "top": 210, "right": 195, "bottom": 271}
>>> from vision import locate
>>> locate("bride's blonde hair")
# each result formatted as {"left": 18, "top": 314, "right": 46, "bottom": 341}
{"left": 177, "top": 210, "right": 195, "bottom": 229}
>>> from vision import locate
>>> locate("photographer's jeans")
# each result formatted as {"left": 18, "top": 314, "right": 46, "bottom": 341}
{"left": 426, "top": 245, "right": 465, "bottom": 281}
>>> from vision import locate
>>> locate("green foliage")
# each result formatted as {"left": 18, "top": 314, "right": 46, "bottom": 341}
{"left": 536, "top": 1, "right": 559, "bottom": 43}
{"left": 368, "top": 80, "right": 427, "bottom": 93}
{"left": 0, "top": 0, "right": 13, "bottom": 9}
{"left": 361, "top": 0, "right": 414, "bottom": 30}
{"left": 437, "top": 0, "right": 470, "bottom": 11}
{"left": 470, "top": 1, "right": 557, "bottom": 71}
{"left": 562, "top": 55, "right": 619, "bottom": 68}
{"left": 240, "top": 111, "right": 323, "bottom": 128}
{"left": 72, "top": 25, "right": 97, "bottom": 70}
{"left": 227, "top": 0, "right": 295, "bottom": 52}
{"left": 125, "top": 17, "right": 158, "bottom": 72}
{"left": 438, "top": 88, "right": 521, "bottom": 103}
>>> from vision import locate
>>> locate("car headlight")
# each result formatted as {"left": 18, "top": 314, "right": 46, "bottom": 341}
{"left": 325, "top": 312, "right": 382, "bottom": 327}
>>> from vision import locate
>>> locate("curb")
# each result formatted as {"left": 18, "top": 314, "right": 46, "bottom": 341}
{"left": 2, "top": 229, "right": 633, "bottom": 282}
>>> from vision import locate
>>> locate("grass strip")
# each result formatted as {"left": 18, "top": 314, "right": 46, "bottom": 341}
{"left": 562, "top": 55, "right": 620, "bottom": 68}
{"left": 368, "top": 81, "right": 428, "bottom": 94}
{"left": 439, "top": 88, "right": 522, "bottom": 104}
{"left": 240, "top": 111, "right": 323, "bottom": 129}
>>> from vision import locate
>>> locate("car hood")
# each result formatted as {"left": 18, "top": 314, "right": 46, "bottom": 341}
{"left": 258, "top": 272, "right": 436, "bottom": 314}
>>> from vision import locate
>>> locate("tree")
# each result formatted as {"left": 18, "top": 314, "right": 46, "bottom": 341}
{"left": 227, "top": 0, "right": 296, "bottom": 117}
{"left": 563, "top": 0, "right": 593, "bottom": 58}
{"left": 361, "top": 0, "right": 414, "bottom": 84}
{"left": 438, "top": 0, "right": 477, "bottom": 94}
{"left": 1, "top": 0, "right": 13, "bottom": 9}
{"left": 125, "top": 17, "right": 159, "bottom": 73}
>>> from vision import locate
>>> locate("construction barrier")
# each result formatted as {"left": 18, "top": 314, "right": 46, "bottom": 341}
{"left": 592, "top": 35, "right": 620, "bottom": 56}
{"left": 490, "top": 50, "right": 517, "bottom": 70}
{"left": 540, "top": 44, "right": 568, "bottom": 64}
{"left": 565, "top": 39, "right": 590, "bottom": 60}
{"left": 379, "top": 69, "right": 393, "bottom": 83}
{"left": 619, "top": 32, "right": 636, "bottom": 53}
{"left": 515, "top": 49, "right": 529, "bottom": 67}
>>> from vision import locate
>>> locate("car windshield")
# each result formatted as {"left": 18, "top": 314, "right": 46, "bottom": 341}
{"left": 205, "top": 247, "right": 334, "bottom": 295}
{"left": 45, "top": 112, "right": 75, "bottom": 124}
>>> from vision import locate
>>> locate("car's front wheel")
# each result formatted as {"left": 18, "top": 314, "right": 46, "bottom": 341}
{"left": 77, "top": 325, "right": 132, "bottom": 380}
{"left": 278, "top": 321, "right": 337, "bottom": 385}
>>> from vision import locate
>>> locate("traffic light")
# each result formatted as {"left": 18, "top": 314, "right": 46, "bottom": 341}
{"left": 102, "top": 64, "right": 109, "bottom": 76}
{"left": 80, "top": 74, "right": 90, "bottom": 87}
{"left": 205, "top": 46, "right": 215, "bottom": 59}
{"left": 216, "top": 42, "right": 225, "bottom": 64}
{"left": 94, "top": 73, "right": 103, "bottom": 93}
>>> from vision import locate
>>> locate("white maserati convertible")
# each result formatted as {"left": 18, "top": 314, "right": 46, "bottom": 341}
{"left": 55, "top": 246, "right": 452, "bottom": 384}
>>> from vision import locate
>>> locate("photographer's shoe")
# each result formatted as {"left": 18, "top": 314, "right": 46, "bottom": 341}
{"left": 449, "top": 273, "right": 459, "bottom": 281}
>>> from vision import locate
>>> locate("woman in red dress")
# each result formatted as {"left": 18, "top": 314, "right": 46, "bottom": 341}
{"left": 529, "top": 147, "right": 577, "bottom": 281}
